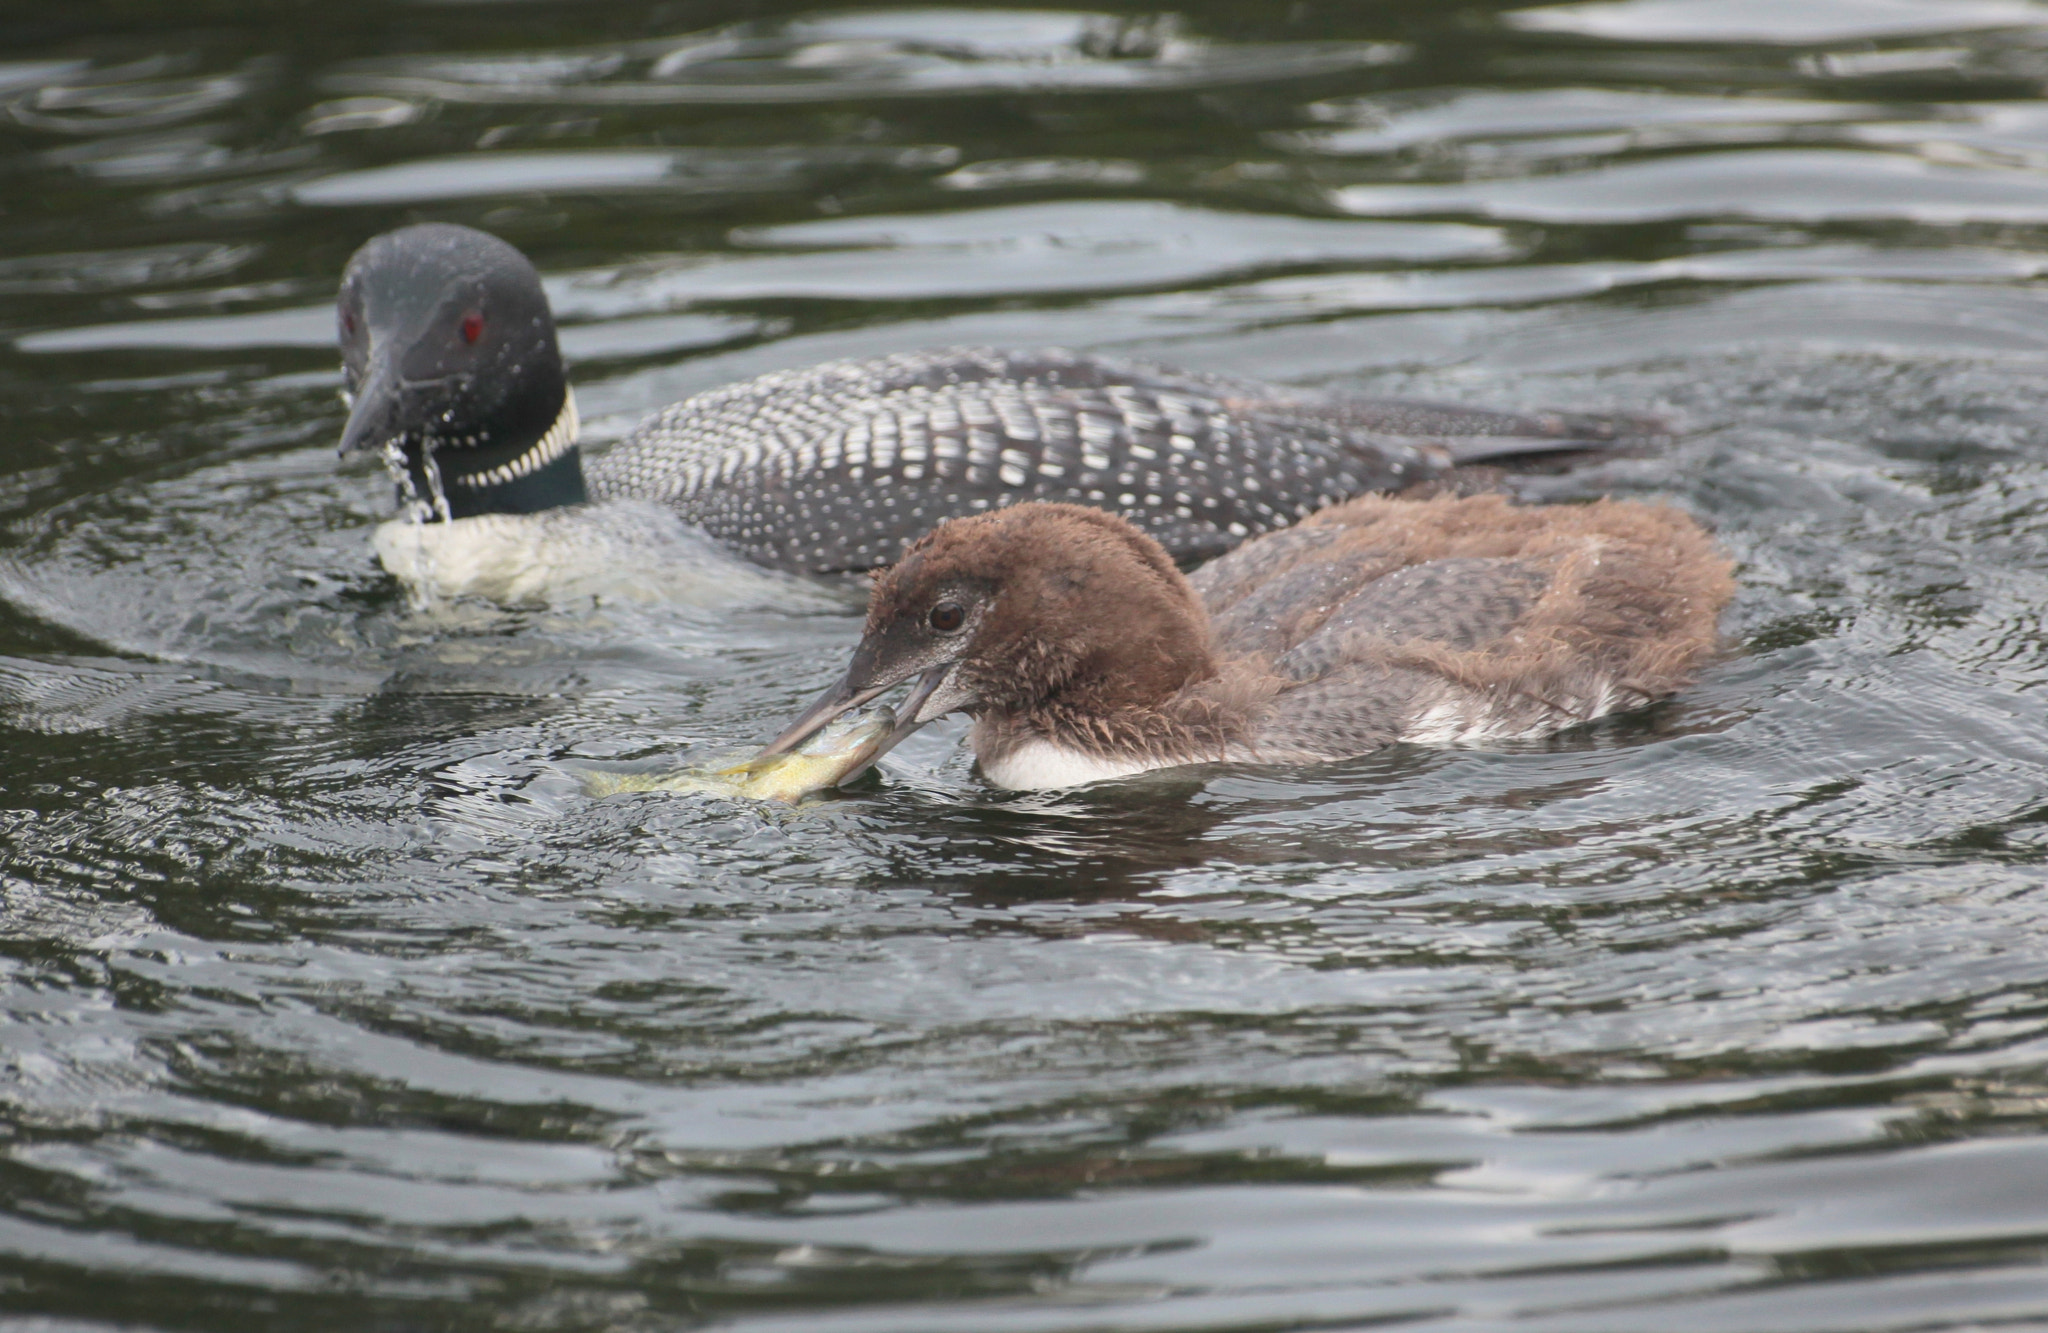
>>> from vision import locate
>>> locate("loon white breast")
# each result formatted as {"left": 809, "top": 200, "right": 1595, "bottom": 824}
{"left": 368, "top": 498, "right": 830, "bottom": 609}
{"left": 759, "top": 494, "right": 1736, "bottom": 791}
{"left": 337, "top": 223, "right": 1658, "bottom": 602}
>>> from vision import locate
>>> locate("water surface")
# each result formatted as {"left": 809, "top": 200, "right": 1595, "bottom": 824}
{"left": 6, "top": 1, "right": 2048, "bottom": 1329}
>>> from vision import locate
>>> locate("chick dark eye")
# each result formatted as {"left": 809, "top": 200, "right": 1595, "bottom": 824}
{"left": 460, "top": 311, "right": 484, "bottom": 344}
{"left": 928, "top": 601, "right": 966, "bottom": 634}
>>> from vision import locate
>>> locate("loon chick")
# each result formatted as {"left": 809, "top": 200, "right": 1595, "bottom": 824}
{"left": 762, "top": 494, "right": 1735, "bottom": 790}
{"left": 338, "top": 223, "right": 1656, "bottom": 595}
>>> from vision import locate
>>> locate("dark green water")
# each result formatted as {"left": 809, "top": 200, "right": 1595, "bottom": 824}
{"left": 8, "top": 2, "right": 2048, "bottom": 1329}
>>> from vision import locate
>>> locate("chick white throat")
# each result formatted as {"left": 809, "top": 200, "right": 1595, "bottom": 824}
{"left": 970, "top": 729, "right": 1173, "bottom": 791}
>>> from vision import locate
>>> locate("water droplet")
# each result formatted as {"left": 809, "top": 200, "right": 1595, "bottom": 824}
{"left": 419, "top": 439, "right": 453, "bottom": 523}
{"left": 380, "top": 439, "right": 426, "bottom": 519}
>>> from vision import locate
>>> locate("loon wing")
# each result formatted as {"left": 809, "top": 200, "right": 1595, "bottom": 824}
{"left": 587, "top": 348, "right": 1654, "bottom": 574}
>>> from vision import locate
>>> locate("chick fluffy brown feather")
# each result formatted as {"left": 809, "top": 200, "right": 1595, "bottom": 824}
{"left": 874, "top": 493, "right": 1735, "bottom": 772}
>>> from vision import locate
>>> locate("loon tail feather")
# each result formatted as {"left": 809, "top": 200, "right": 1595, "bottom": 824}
{"left": 1439, "top": 430, "right": 1654, "bottom": 466}
{"left": 1234, "top": 395, "right": 1669, "bottom": 466}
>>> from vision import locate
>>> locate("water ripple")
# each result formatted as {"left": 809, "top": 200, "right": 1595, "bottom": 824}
{"left": 6, "top": 0, "right": 2048, "bottom": 1328}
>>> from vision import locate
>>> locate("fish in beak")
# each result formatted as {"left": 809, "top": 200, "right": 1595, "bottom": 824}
{"left": 762, "top": 526, "right": 1001, "bottom": 788}
{"left": 759, "top": 660, "right": 958, "bottom": 784}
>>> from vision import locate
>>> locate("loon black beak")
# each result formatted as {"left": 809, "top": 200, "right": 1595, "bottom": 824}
{"left": 338, "top": 351, "right": 402, "bottom": 458}
{"left": 761, "top": 662, "right": 954, "bottom": 777}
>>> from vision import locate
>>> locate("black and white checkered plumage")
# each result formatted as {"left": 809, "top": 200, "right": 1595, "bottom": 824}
{"left": 340, "top": 226, "right": 1649, "bottom": 588}
{"left": 593, "top": 346, "right": 1640, "bottom": 573}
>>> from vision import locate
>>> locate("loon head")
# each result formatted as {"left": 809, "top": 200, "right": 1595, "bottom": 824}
{"left": 337, "top": 223, "right": 584, "bottom": 520}
{"left": 761, "top": 502, "right": 1218, "bottom": 774}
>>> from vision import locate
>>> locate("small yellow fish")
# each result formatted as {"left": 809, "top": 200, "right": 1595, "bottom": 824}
{"left": 585, "top": 705, "right": 896, "bottom": 803}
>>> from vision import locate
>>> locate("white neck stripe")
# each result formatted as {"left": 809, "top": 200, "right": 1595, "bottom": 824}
{"left": 456, "top": 390, "right": 579, "bottom": 489}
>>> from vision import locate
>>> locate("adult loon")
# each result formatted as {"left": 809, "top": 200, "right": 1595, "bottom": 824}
{"left": 338, "top": 223, "right": 1655, "bottom": 600}
{"left": 762, "top": 495, "right": 1734, "bottom": 790}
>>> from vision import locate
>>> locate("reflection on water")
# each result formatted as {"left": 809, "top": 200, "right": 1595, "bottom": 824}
{"left": 6, "top": 1, "right": 2048, "bottom": 1329}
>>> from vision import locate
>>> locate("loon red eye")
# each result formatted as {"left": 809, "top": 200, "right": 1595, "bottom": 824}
{"left": 928, "top": 601, "right": 966, "bottom": 633}
{"left": 460, "top": 311, "right": 484, "bottom": 344}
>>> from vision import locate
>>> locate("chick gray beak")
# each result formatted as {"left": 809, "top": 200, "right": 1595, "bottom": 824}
{"left": 760, "top": 663, "right": 953, "bottom": 774}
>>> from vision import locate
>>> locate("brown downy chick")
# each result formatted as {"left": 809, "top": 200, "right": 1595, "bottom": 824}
{"left": 764, "top": 494, "right": 1735, "bottom": 791}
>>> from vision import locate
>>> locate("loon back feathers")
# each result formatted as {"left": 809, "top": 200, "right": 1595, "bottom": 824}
{"left": 590, "top": 347, "right": 1645, "bottom": 574}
